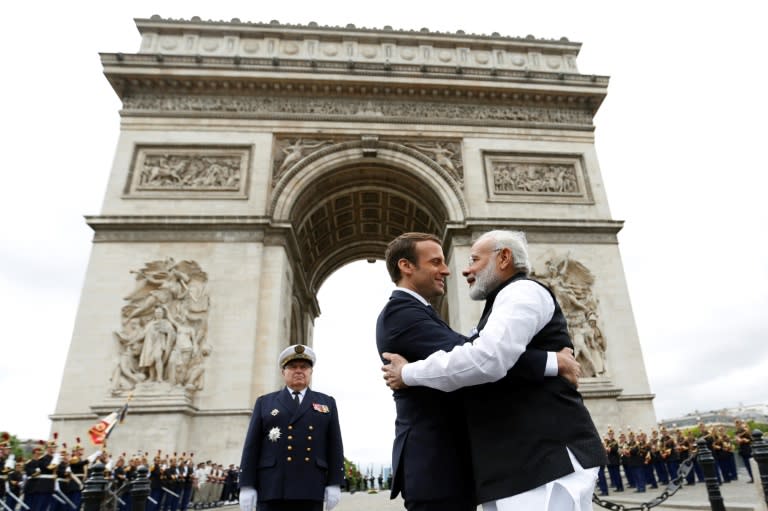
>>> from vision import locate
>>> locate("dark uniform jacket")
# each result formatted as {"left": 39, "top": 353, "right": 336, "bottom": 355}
{"left": 25, "top": 455, "right": 56, "bottom": 495}
{"left": 463, "top": 274, "right": 606, "bottom": 502}
{"left": 239, "top": 387, "right": 343, "bottom": 503}
{"left": 375, "top": 290, "right": 548, "bottom": 503}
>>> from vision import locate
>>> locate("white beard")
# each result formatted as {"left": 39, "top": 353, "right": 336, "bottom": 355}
{"left": 469, "top": 259, "right": 501, "bottom": 300}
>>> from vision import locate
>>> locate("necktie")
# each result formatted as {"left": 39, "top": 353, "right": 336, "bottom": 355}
{"left": 292, "top": 391, "right": 300, "bottom": 408}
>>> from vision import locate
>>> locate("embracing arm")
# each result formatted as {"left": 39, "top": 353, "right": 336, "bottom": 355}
{"left": 394, "top": 281, "right": 555, "bottom": 392}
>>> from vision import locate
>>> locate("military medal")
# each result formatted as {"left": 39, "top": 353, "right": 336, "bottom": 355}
{"left": 312, "top": 403, "right": 330, "bottom": 413}
{"left": 268, "top": 427, "right": 281, "bottom": 442}
{"left": 271, "top": 409, "right": 279, "bottom": 416}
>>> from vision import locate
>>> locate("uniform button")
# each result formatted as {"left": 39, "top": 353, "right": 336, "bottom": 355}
{"left": 287, "top": 435, "right": 293, "bottom": 440}
{"left": 306, "top": 447, "right": 311, "bottom": 452}
{"left": 287, "top": 446, "right": 293, "bottom": 451}
{"left": 286, "top": 457, "right": 292, "bottom": 462}
{"left": 304, "top": 457, "right": 310, "bottom": 462}
{"left": 308, "top": 426, "right": 314, "bottom": 430}
{"left": 288, "top": 425, "right": 293, "bottom": 430}
{"left": 307, "top": 436, "right": 313, "bottom": 441}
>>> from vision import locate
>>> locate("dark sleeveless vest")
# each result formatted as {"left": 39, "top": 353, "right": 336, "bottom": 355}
{"left": 464, "top": 273, "right": 606, "bottom": 502}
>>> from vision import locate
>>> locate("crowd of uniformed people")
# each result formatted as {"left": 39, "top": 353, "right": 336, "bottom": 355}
{"left": 2, "top": 417, "right": 758, "bottom": 511}
{"left": 0, "top": 433, "right": 240, "bottom": 511}
{"left": 596, "top": 419, "right": 755, "bottom": 496}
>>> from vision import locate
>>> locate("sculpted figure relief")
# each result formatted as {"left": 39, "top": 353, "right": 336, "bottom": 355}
{"left": 275, "top": 138, "right": 332, "bottom": 175}
{"left": 492, "top": 162, "right": 579, "bottom": 194}
{"left": 404, "top": 141, "right": 463, "bottom": 179}
{"left": 111, "top": 259, "right": 211, "bottom": 395}
{"left": 138, "top": 153, "right": 242, "bottom": 190}
{"left": 533, "top": 254, "right": 608, "bottom": 377}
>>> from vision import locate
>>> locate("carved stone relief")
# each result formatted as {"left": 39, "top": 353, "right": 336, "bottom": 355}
{"left": 532, "top": 255, "right": 607, "bottom": 378}
{"left": 121, "top": 94, "right": 594, "bottom": 128}
{"left": 483, "top": 152, "right": 593, "bottom": 204}
{"left": 110, "top": 258, "right": 211, "bottom": 396}
{"left": 272, "top": 136, "right": 463, "bottom": 186}
{"left": 125, "top": 146, "right": 250, "bottom": 198}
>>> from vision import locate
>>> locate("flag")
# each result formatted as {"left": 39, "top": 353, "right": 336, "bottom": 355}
{"left": 88, "top": 399, "right": 130, "bottom": 446}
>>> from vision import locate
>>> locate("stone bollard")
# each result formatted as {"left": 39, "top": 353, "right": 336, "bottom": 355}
{"left": 82, "top": 462, "right": 109, "bottom": 511}
{"left": 696, "top": 438, "right": 725, "bottom": 511}
{"left": 131, "top": 465, "right": 151, "bottom": 511}
{"left": 753, "top": 429, "right": 768, "bottom": 507}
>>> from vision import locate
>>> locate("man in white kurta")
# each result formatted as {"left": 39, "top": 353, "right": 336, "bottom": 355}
{"left": 382, "top": 230, "right": 601, "bottom": 511}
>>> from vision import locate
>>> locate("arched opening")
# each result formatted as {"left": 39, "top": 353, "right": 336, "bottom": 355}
{"left": 277, "top": 156, "right": 461, "bottom": 471}
{"left": 310, "top": 260, "right": 396, "bottom": 473}
{"left": 288, "top": 162, "right": 451, "bottom": 293}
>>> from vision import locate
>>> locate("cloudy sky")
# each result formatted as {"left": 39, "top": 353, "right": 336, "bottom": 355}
{"left": 1, "top": 1, "right": 766, "bottom": 469}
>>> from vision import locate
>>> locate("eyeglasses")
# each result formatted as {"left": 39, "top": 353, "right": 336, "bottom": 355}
{"left": 467, "top": 248, "right": 502, "bottom": 266}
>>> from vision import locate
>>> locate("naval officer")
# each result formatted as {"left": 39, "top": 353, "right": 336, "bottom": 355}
{"left": 239, "top": 345, "right": 344, "bottom": 511}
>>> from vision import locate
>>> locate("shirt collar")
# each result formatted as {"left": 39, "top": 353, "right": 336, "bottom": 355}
{"left": 286, "top": 387, "right": 307, "bottom": 399}
{"left": 395, "top": 286, "right": 430, "bottom": 306}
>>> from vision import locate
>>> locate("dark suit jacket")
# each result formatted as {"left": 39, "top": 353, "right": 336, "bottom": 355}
{"left": 239, "top": 387, "right": 344, "bottom": 503}
{"left": 376, "top": 290, "right": 547, "bottom": 503}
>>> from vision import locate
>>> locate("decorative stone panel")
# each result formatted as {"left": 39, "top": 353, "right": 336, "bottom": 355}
{"left": 124, "top": 145, "right": 250, "bottom": 199}
{"left": 483, "top": 151, "right": 593, "bottom": 204}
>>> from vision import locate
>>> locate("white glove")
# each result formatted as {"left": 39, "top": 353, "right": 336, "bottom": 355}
{"left": 324, "top": 485, "right": 341, "bottom": 510}
{"left": 239, "top": 486, "right": 257, "bottom": 511}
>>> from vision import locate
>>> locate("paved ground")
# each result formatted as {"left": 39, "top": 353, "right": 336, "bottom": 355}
{"left": 333, "top": 474, "right": 764, "bottom": 511}
{"left": 222, "top": 470, "right": 764, "bottom": 510}
{"left": 219, "top": 481, "right": 763, "bottom": 510}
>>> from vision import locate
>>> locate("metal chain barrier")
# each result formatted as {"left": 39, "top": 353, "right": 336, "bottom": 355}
{"left": 592, "top": 454, "right": 697, "bottom": 511}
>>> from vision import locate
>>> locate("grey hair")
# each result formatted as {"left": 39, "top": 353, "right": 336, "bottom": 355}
{"left": 478, "top": 230, "right": 531, "bottom": 274}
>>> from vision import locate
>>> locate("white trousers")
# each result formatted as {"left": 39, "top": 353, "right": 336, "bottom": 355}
{"left": 481, "top": 448, "right": 598, "bottom": 511}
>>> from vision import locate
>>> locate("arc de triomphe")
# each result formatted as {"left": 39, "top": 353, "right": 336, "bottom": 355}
{"left": 52, "top": 16, "right": 655, "bottom": 463}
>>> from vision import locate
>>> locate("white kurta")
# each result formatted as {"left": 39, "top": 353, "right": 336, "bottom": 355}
{"left": 401, "top": 279, "right": 597, "bottom": 511}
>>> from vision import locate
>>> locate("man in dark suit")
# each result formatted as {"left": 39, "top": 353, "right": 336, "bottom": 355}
{"left": 383, "top": 230, "right": 606, "bottom": 511}
{"left": 239, "top": 345, "right": 344, "bottom": 511}
{"left": 376, "top": 232, "right": 581, "bottom": 511}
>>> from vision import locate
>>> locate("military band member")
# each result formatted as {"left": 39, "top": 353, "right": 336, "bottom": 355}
{"left": 158, "top": 455, "right": 178, "bottom": 511}
{"left": 239, "top": 345, "right": 344, "bottom": 511}
{"left": 0, "top": 432, "right": 11, "bottom": 504}
{"left": 649, "top": 430, "right": 669, "bottom": 485}
{"left": 604, "top": 429, "right": 624, "bottom": 492}
{"left": 179, "top": 455, "right": 195, "bottom": 511}
{"left": 67, "top": 438, "right": 87, "bottom": 510}
{"left": 735, "top": 419, "right": 754, "bottom": 483}
{"left": 148, "top": 452, "right": 165, "bottom": 511}
{"left": 688, "top": 433, "right": 705, "bottom": 483}
{"left": 53, "top": 444, "right": 75, "bottom": 511}
{"left": 637, "top": 431, "right": 657, "bottom": 490}
{"left": 7, "top": 458, "right": 24, "bottom": 509}
{"left": 24, "top": 440, "right": 51, "bottom": 511}
{"left": 660, "top": 430, "right": 680, "bottom": 483}
{"left": 112, "top": 454, "right": 129, "bottom": 511}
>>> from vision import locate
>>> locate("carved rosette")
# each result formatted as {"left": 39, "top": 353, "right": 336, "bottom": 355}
{"left": 110, "top": 258, "right": 212, "bottom": 396}
{"left": 532, "top": 255, "right": 608, "bottom": 378}
{"left": 125, "top": 146, "right": 250, "bottom": 198}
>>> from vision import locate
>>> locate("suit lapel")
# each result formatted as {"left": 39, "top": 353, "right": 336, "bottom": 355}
{"left": 277, "top": 387, "right": 295, "bottom": 413}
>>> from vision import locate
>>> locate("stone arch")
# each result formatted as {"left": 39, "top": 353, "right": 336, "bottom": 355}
{"left": 271, "top": 142, "right": 466, "bottom": 293}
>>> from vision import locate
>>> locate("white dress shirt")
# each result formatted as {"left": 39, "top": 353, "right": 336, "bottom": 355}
{"left": 402, "top": 279, "right": 555, "bottom": 390}
{"left": 395, "top": 285, "right": 558, "bottom": 376}
{"left": 400, "top": 278, "right": 596, "bottom": 511}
